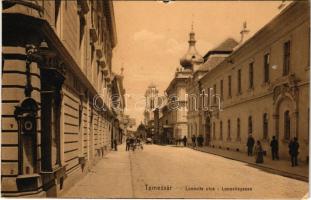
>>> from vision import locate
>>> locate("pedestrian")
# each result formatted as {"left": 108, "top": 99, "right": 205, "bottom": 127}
{"left": 270, "top": 136, "right": 279, "bottom": 160}
{"left": 246, "top": 134, "right": 255, "bottom": 156}
{"left": 182, "top": 136, "right": 187, "bottom": 147}
{"left": 130, "top": 137, "right": 135, "bottom": 151}
{"left": 126, "top": 137, "right": 130, "bottom": 151}
{"left": 191, "top": 135, "right": 196, "bottom": 147}
{"left": 254, "top": 140, "right": 264, "bottom": 163}
{"left": 199, "top": 135, "right": 204, "bottom": 147}
{"left": 113, "top": 139, "right": 118, "bottom": 151}
{"left": 196, "top": 136, "right": 200, "bottom": 147}
{"left": 289, "top": 137, "right": 299, "bottom": 167}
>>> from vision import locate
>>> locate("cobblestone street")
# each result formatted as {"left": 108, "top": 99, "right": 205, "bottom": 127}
{"left": 62, "top": 144, "right": 308, "bottom": 199}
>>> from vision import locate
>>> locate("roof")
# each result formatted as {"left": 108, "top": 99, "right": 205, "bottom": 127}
{"left": 198, "top": 56, "right": 226, "bottom": 72}
{"left": 203, "top": 38, "right": 238, "bottom": 60}
{"left": 212, "top": 38, "right": 238, "bottom": 52}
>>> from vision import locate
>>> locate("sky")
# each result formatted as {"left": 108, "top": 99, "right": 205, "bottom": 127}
{"left": 111, "top": 1, "right": 287, "bottom": 128}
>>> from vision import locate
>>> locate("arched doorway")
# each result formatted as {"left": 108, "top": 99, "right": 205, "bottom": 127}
{"left": 205, "top": 116, "right": 211, "bottom": 146}
{"left": 274, "top": 96, "right": 297, "bottom": 140}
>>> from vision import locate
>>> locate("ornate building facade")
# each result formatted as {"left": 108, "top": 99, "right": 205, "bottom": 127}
{"left": 194, "top": 1, "right": 309, "bottom": 161}
{"left": 2, "top": 0, "right": 122, "bottom": 197}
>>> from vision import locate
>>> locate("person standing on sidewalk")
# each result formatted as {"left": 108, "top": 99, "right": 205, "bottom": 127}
{"left": 254, "top": 140, "right": 264, "bottom": 163}
{"left": 113, "top": 139, "right": 118, "bottom": 151}
{"left": 198, "top": 135, "right": 204, "bottom": 147}
{"left": 192, "top": 135, "right": 196, "bottom": 147}
{"left": 196, "top": 136, "right": 200, "bottom": 147}
{"left": 126, "top": 137, "right": 130, "bottom": 151}
{"left": 246, "top": 134, "right": 255, "bottom": 156}
{"left": 270, "top": 136, "right": 279, "bottom": 160}
{"left": 289, "top": 137, "right": 299, "bottom": 167}
{"left": 182, "top": 136, "right": 187, "bottom": 147}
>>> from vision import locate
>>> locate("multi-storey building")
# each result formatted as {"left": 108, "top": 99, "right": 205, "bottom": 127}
{"left": 187, "top": 38, "right": 238, "bottom": 145}
{"left": 196, "top": 1, "right": 309, "bottom": 161}
{"left": 2, "top": 0, "right": 121, "bottom": 197}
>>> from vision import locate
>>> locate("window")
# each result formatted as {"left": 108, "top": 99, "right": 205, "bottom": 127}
{"left": 249, "top": 62, "right": 254, "bottom": 89}
{"left": 263, "top": 113, "right": 268, "bottom": 139}
{"left": 284, "top": 110, "right": 290, "bottom": 140}
{"left": 264, "top": 53, "right": 270, "bottom": 83}
{"left": 237, "top": 118, "right": 241, "bottom": 139}
{"left": 213, "top": 84, "right": 217, "bottom": 104}
{"left": 190, "top": 123, "right": 193, "bottom": 135}
{"left": 213, "top": 122, "right": 216, "bottom": 139}
{"left": 227, "top": 119, "right": 231, "bottom": 140}
{"left": 220, "top": 121, "right": 223, "bottom": 140}
{"left": 220, "top": 80, "right": 223, "bottom": 100}
{"left": 202, "top": 90, "right": 205, "bottom": 109}
{"left": 208, "top": 87, "right": 211, "bottom": 106}
{"left": 248, "top": 116, "right": 252, "bottom": 134}
{"left": 150, "top": 99, "right": 154, "bottom": 109}
{"left": 228, "top": 76, "right": 232, "bottom": 97}
{"left": 238, "top": 69, "right": 242, "bottom": 94}
{"left": 283, "top": 41, "right": 291, "bottom": 76}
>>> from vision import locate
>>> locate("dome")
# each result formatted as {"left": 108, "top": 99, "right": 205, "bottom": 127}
{"left": 180, "top": 31, "right": 204, "bottom": 69}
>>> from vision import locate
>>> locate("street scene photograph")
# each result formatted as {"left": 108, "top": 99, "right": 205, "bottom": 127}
{"left": 1, "top": 0, "right": 310, "bottom": 199}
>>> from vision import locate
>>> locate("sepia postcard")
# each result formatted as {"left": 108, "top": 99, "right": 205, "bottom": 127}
{"left": 1, "top": 0, "right": 310, "bottom": 199}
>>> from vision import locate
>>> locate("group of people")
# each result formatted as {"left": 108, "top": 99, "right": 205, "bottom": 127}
{"left": 174, "top": 134, "right": 205, "bottom": 147}
{"left": 126, "top": 137, "right": 143, "bottom": 151}
{"left": 191, "top": 134, "right": 204, "bottom": 147}
{"left": 247, "top": 135, "right": 300, "bottom": 166}
{"left": 175, "top": 136, "right": 188, "bottom": 147}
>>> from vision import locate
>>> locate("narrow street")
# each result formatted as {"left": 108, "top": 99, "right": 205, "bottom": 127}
{"left": 62, "top": 144, "right": 308, "bottom": 199}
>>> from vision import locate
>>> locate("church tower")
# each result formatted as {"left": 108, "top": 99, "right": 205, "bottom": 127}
{"left": 180, "top": 25, "right": 204, "bottom": 72}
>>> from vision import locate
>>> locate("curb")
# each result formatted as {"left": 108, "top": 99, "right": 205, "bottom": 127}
{"left": 191, "top": 147, "right": 308, "bottom": 182}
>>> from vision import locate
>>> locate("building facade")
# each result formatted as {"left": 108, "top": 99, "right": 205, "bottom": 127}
{"left": 187, "top": 38, "right": 238, "bottom": 145}
{"left": 196, "top": 1, "right": 310, "bottom": 161}
{"left": 164, "top": 68, "right": 191, "bottom": 143}
{"left": 2, "top": 0, "right": 121, "bottom": 197}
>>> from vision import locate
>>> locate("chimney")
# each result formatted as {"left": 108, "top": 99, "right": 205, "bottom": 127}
{"left": 240, "top": 21, "right": 250, "bottom": 43}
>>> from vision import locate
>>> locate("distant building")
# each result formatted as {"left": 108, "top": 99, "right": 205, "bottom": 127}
{"left": 144, "top": 84, "right": 160, "bottom": 142}
{"left": 136, "top": 123, "right": 147, "bottom": 139}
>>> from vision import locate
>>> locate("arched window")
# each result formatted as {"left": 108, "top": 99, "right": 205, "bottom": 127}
{"left": 248, "top": 116, "right": 252, "bottom": 134}
{"left": 220, "top": 121, "right": 223, "bottom": 140}
{"left": 284, "top": 110, "right": 290, "bottom": 140}
{"left": 263, "top": 113, "right": 268, "bottom": 139}
{"left": 237, "top": 118, "right": 241, "bottom": 139}
{"left": 227, "top": 119, "right": 231, "bottom": 140}
{"left": 190, "top": 124, "right": 192, "bottom": 136}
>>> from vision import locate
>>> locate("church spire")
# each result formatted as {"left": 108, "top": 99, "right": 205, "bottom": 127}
{"left": 189, "top": 15, "right": 196, "bottom": 46}
{"left": 180, "top": 21, "right": 204, "bottom": 70}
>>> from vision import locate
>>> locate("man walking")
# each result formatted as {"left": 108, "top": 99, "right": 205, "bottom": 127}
{"left": 270, "top": 136, "right": 279, "bottom": 160}
{"left": 289, "top": 137, "right": 299, "bottom": 167}
{"left": 246, "top": 134, "right": 255, "bottom": 156}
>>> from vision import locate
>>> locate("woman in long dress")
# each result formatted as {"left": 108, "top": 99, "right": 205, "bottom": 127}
{"left": 254, "top": 140, "right": 264, "bottom": 163}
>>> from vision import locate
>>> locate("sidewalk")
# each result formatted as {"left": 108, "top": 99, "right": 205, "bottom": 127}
{"left": 190, "top": 145, "right": 309, "bottom": 182}
{"left": 61, "top": 144, "right": 134, "bottom": 198}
